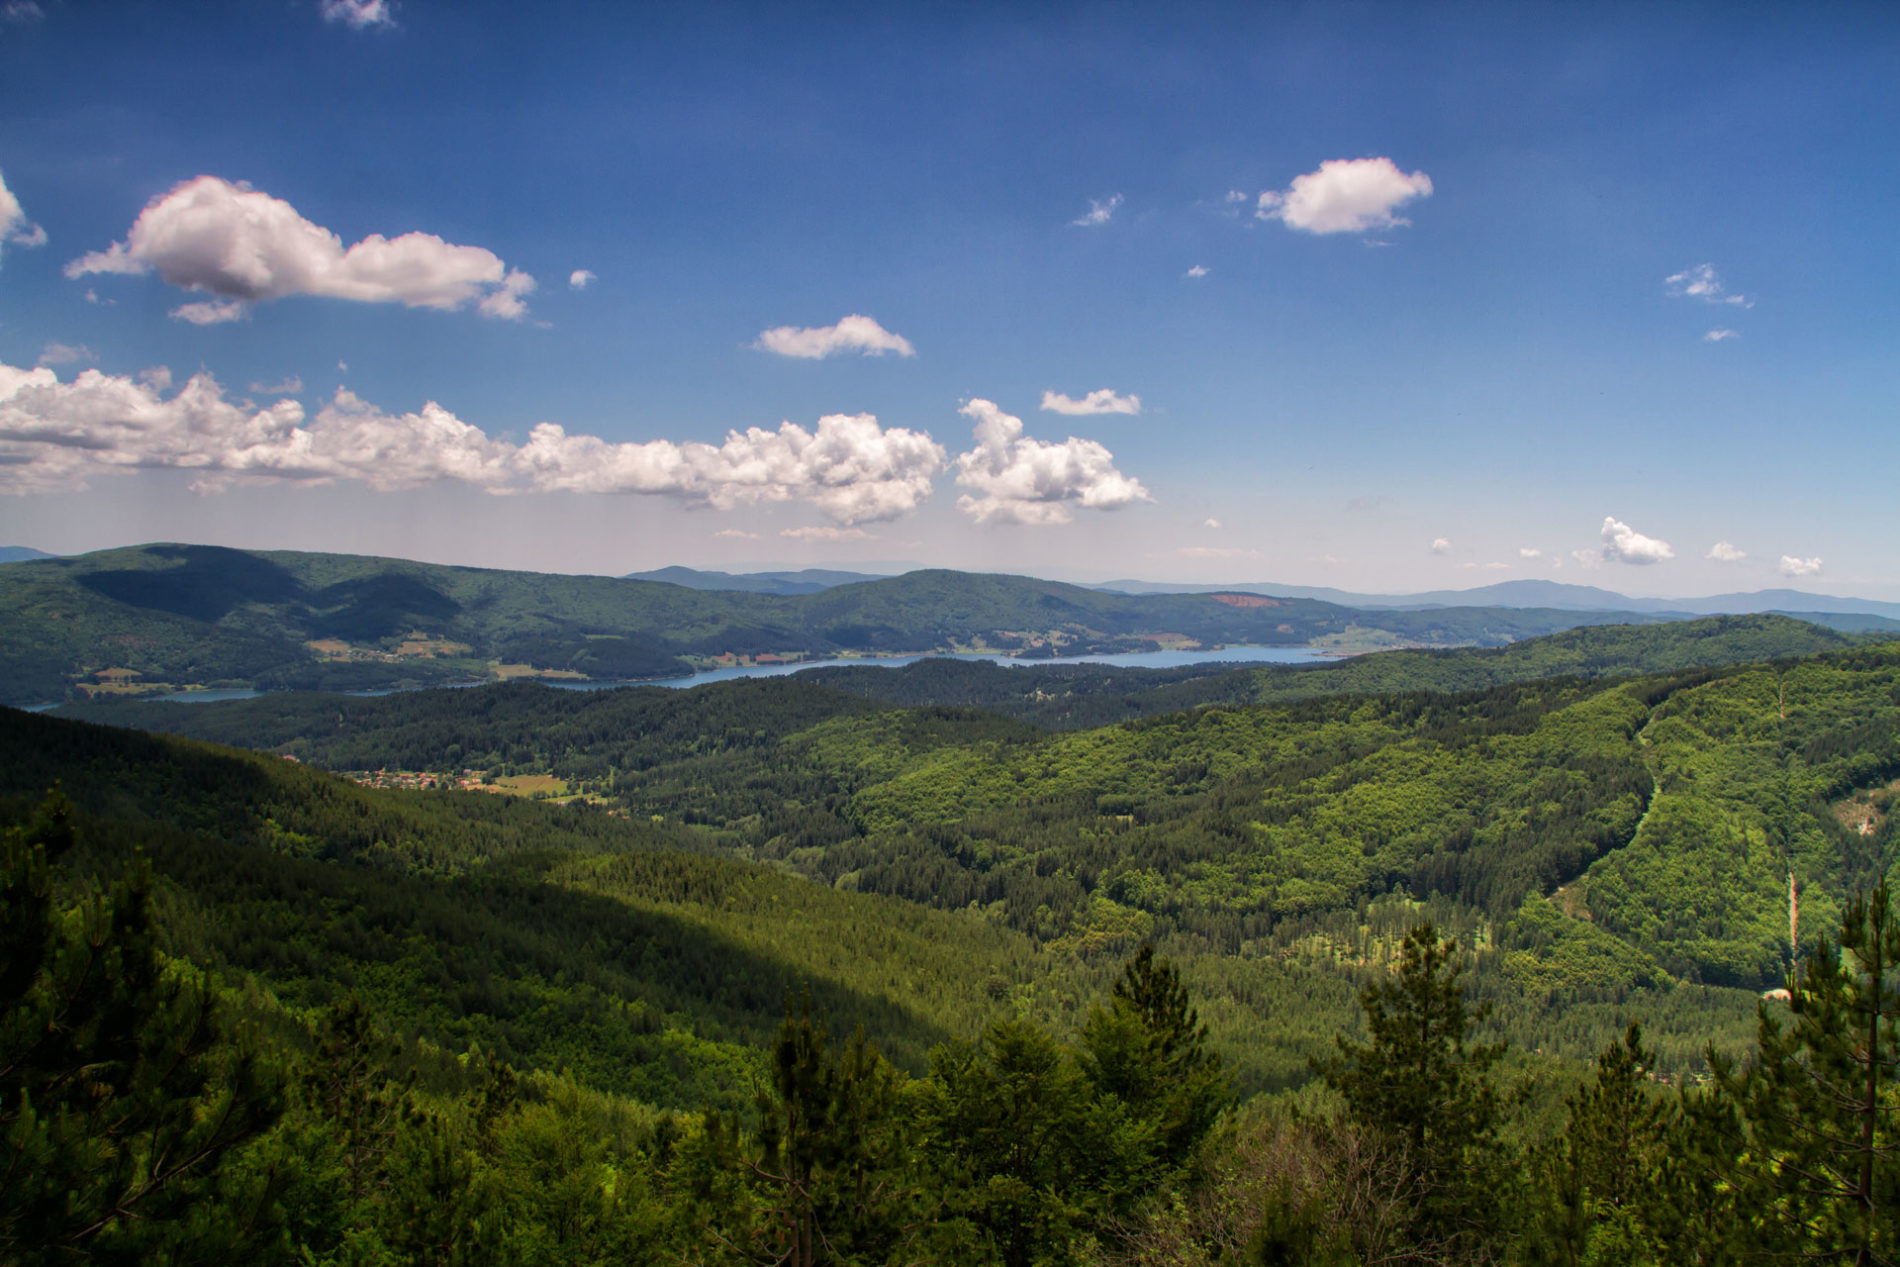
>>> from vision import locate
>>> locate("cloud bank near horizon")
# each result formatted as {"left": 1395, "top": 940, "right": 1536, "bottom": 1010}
{"left": 0, "top": 359, "right": 953, "bottom": 523}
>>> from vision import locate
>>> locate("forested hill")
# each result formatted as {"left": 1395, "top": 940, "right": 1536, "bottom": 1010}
{"left": 48, "top": 633, "right": 1900, "bottom": 1012}
{"left": 9, "top": 640, "right": 1900, "bottom": 1261}
{"left": 58, "top": 613, "right": 1858, "bottom": 757}
{"left": 0, "top": 541, "right": 1689, "bottom": 704}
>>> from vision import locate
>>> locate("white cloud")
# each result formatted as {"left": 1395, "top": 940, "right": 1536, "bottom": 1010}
{"left": 1185, "top": 265, "right": 1209, "bottom": 278}
{"left": 67, "top": 176, "right": 533, "bottom": 319}
{"left": 36, "top": 342, "right": 95, "bottom": 367}
{"left": 1431, "top": 537, "right": 1451, "bottom": 554}
{"left": 1599, "top": 516, "right": 1674, "bottom": 566}
{"left": 568, "top": 269, "right": 596, "bottom": 290}
{"left": 0, "top": 169, "right": 47, "bottom": 263}
{"left": 170, "top": 298, "right": 249, "bottom": 325}
{"left": 1071, "top": 194, "right": 1123, "bottom": 227}
{"left": 1256, "top": 158, "right": 1433, "bottom": 235}
{"left": 476, "top": 269, "right": 535, "bottom": 320}
{"left": 515, "top": 411, "right": 946, "bottom": 524}
{"left": 2, "top": 2, "right": 43, "bottom": 25}
{"left": 1707, "top": 541, "right": 1746, "bottom": 563}
{"left": 753, "top": 314, "right": 915, "bottom": 359}
{"left": 320, "top": 0, "right": 393, "bottom": 29}
{"left": 1519, "top": 547, "right": 1544, "bottom": 560}
{"left": 953, "top": 398, "right": 1150, "bottom": 526}
{"left": 1666, "top": 263, "right": 1751, "bottom": 308}
{"left": 1779, "top": 555, "right": 1823, "bottom": 578}
{"left": 0, "top": 359, "right": 948, "bottom": 522}
{"left": 780, "top": 525, "right": 872, "bottom": 541}
{"left": 1703, "top": 328, "right": 1738, "bottom": 342}
{"left": 250, "top": 376, "right": 304, "bottom": 395}
{"left": 1039, "top": 388, "right": 1141, "bottom": 417}
{"left": 1462, "top": 561, "right": 1510, "bottom": 570}
{"left": 1203, "top": 517, "right": 1222, "bottom": 530}
{"left": 714, "top": 528, "right": 760, "bottom": 540}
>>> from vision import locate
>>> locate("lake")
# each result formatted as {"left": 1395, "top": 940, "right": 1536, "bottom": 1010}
{"left": 134, "top": 644, "right": 1342, "bottom": 704}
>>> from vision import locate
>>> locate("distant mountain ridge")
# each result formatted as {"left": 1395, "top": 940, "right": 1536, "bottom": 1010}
{"left": 622, "top": 565, "right": 892, "bottom": 595}
{"left": 0, "top": 545, "right": 56, "bottom": 564}
{"left": 1, "top": 542, "right": 1700, "bottom": 705}
{"left": 1095, "top": 576, "right": 1900, "bottom": 619}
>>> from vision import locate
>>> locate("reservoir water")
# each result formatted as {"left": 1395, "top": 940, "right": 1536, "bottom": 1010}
{"left": 129, "top": 644, "right": 1342, "bottom": 704}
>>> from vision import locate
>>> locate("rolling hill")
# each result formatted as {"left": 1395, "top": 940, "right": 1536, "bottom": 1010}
{"left": 0, "top": 542, "right": 1688, "bottom": 705}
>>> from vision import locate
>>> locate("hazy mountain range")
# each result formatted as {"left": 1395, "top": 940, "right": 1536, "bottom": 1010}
{"left": 629, "top": 565, "right": 1900, "bottom": 620}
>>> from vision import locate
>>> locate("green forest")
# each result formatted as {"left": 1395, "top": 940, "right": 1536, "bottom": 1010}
{"left": 0, "top": 544, "right": 1728, "bottom": 704}
{"left": 6, "top": 617, "right": 1900, "bottom": 1262}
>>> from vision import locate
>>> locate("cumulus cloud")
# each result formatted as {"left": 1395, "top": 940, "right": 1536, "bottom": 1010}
{"left": 0, "top": 169, "right": 47, "bottom": 263}
{"left": 953, "top": 398, "right": 1150, "bottom": 526}
{"left": 1071, "top": 194, "right": 1123, "bottom": 227}
{"left": 320, "top": 0, "right": 393, "bottom": 28}
{"left": 37, "top": 342, "right": 94, "bottom": 367}
{"left": 1431, "top": 537, "right": 1452, "bottom": 554}
{"left": 1203, "top": 517, "right": 1222, "bottom": 530}
{"left": 1666, "top": 263, "right": 1751, "bottom": 308}
{"left": 754, "top": 314, "right": 915, "bottom": 359}
{"left": 1598, "top": 516, "right": 1674, "bottom": 566}
{"left": 1256, "top": 158, "right": 1433, "bottom": 235}
{"left": 1708, "top": 541, "right": 1746, "bottom": 563}
{"left": 250, "top": 376, "right": 304, "bottom": 395}
{"left": 0, "top": 359, "right": 948, "bottom": 522}
{"left": 1519, "top": 547, "right": 1545, "bottom": 560}
{"left": 714, "top": 528, "right": 760, "bottom": 540}
{"left": 1039, "top": 388, "right": 1141, "bottom": 417}
{"left": 780, "top": 525, "right": 872, "bottom": 541}
{"left": 1703, "top": 328, "right": 1738, "bottom": 342}
{"left": 569, "top": 269, "right": 596, "bottom": 289}
{"left": 67, "top": 176, "right": 534, "bottom": 320}
{"left": 1779, "top": 555, "right": 1823, "bottom": 578}
{"left": 515, "top": 412, "right": 946, "bottom": 524}
{"left": 1185, "top": 265, "right": 1209, "bottom": 278}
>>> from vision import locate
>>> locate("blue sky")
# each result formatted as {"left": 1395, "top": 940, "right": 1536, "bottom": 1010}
{"left": 1, "top": 0, "right": 1895, "bottom": 596}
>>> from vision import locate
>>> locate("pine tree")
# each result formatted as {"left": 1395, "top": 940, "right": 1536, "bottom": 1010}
{"left": 1524, "top": 1023, "right": 1673, "bottom": 1265}
{"left": 751, "top": 995, "right": 911, "bottom": 1267}
{"left": 1318, "top": 922, "right": 1504, "bottom": 1260}
{"left": 0, "top": 788, "right": 282, "bottom": 1261}
{"left": 1721, "top": 884, "right": 1900, "bottom": 1263}
{"left": 1081, "top": 943, "right": 1229, "bottom": 1171}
